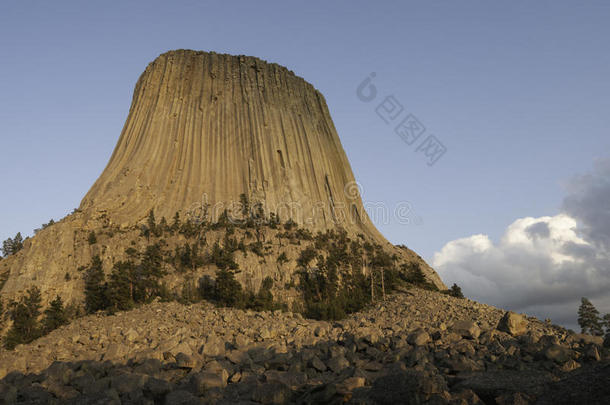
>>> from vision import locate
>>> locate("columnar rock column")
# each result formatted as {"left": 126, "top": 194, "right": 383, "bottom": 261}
{"left": 80, "top": 50, "right": 382, "bottom": 239}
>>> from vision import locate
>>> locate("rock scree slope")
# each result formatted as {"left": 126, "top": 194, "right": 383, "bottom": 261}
{"left": 1, "top": 290, "right": 608, "bottom": 404}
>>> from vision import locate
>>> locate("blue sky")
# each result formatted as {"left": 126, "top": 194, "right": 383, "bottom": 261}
{"left": 1, "top": 1, "right": 609, "bottom": 326}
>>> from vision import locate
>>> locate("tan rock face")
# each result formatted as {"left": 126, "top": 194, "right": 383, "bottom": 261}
{"left": 0, "top": 50, "right": 445, "bottom": 306}
{"left": 80, "top": 50, "right": 380, "bottom": 237}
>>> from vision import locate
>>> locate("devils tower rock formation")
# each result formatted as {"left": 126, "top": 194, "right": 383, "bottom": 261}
{"left": 0, "top": 50, "right": 444, "bottom": 308}
{"left": 81, "top": 50, "right": 375, "bottom": 235}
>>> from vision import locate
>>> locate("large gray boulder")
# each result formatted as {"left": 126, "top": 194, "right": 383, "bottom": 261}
{"left": 497, "top": 311, "right": 528, "bottom": 336}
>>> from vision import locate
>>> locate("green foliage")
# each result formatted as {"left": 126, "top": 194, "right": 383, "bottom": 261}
{"left": 277, "top": 252, "right": 288, "bottom": 265}
{"left": 240, "top": 193, "right": 250, "bottom": 218}
{"left": 199, "top": 272, "right": 283, "bottom": 312}
{"left": 284, "top": 219, "right": 297, "bottom": 231}
{"left": 252, "top": 202, "right": 265, "bottom": 223}
{"left": 148, "top": 209, "right": 157, "bottom": 235}
{"left": 87, "top": 231, "right": 97, "bottom": 245}
{"left": 86, "top": 244, "right": 167, "bottom": 314}
{"left": 249, "top": 241, "right": 265, "bottom": 257}
{"left": 294, "top": 228, "right": 313, "bottom": 240}
{"left": 297, "top": 263, "right": 370, "bottom": 321}
{"left": 268, "top": 212, "right": 280, "bottom": 229}
{"left": 210, "top": 209, "right": 231, "bottom": 230}
{"left": 171, "top": 212, "right": 181, "bottom": 232}
{"left": 107, "top": 260, "right": 135, "bottom": 312}
{"left": 84, "top": 255, "right": 107, "bottom": 313}
{"left": 42, "top": 296, "right": 68, "bottom": 333}
{"left": 215, "top": 269, "right": 243, "bottom": 307}
{"left": 179, "top": 218, "right": 200, "bottom": 238}
{"left": 139, "top": 210, "right": 160, "bottom": 238}
{"left": 175, "top": 242, "right": 201, "bottom": 272}
{"left": 297, "top": 232, "right": 373, "bottom": 321}
{"left": 34, "top": 219, "right": 55, "bottom": 234}
{"left": 297, "top": 246, "right": 317, "bottom": 268}
{"left": 4, "top": 287, "right": 42, "bottom": 349}
{"left": 2, "top": 232, "right": 24, "bottom": 257}
{"left": 401, "top": 262, "right": 426, "bottom": 284}
{"left": 201, "top": 269, "right": 244, "bottom": 307}
{"left": 248, "top": 277, "right": 282, "bottom": 311}
{"left": 158, "top": 217, "right": 169, "bottom": 234}
{"left": 208, "top": 242, "right": 238, "bottom": 270}
{"left": 293, "top": 231, "right": 423, "bottom": 321}
{"left": 133, "top": 243, "right": 167, "bottom": 301}
{"left": 397, "top": 262, "right": 437, "bottom": 291}
{"left": 578, "top": 297, "right": 603, "bottom": 336}
{"left": 445, "top": 283, "right": 465, "bottom": 299}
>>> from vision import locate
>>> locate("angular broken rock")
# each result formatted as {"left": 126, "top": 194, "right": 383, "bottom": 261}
{"left": 251, "top": 381, "right": 292, "bottom": 405}
{"left": 327, "top": 355, "right": 350, "bottom": 373}
{"left": 543, "top": 344, "right": 573, "bottom": 364}
{"left": 335, "top": 376, "right": 366, "bottom": 395}
{"left": 451, "top": 320, "right": 481, "bottom": 340}
{"left": 175, "top": 352, "right": 197, "bottom": 369}
{"left": 497, "top": 311, "right": 528, "bottom": 336}
{"left": 407, "top": 330, "right": 431, "bottom": 346}
{"left": 189, "top": 370, "right": 228, "bottom": 394}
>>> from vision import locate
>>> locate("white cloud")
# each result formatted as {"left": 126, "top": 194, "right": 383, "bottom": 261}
{"left": 433, "top": 160, "right": 610, "bottom": 330}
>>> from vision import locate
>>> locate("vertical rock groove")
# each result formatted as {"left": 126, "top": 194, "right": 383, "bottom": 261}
{"left": 79, "top": 50, "right": 383, "bottom": 240}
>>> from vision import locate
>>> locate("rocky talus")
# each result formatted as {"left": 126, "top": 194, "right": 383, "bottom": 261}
{"left": 1, "top": 289, "right": 608, "bottom": 404}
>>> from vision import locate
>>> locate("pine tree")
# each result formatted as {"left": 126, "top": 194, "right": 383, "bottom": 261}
{"left": 404, "top": 262, "right": 426, "bottom": 285}
{"left": 147, "top": 209, "right": 159, "bottom": 237}
{"left": 107, "top": 261, "right": 135, "bottom": 311}
{"left": 4, "top": 287, "right": 42, "bottom": 349}
{"left": 297, "top": 247, "right": 317, "bottom": 268}
{"left": 12, "top": 232, "right": 23, "bottom": 253}
{"left": 1, "top": 237, "right": 12, "bottom": 257}
{"left": 214, "top": 269, "right": 243, "bottom": 307}
{"left": 448, "top": 283, "right": 465, "bottom": 298}
{"left": 84, "top": 255, "right": 107, "bottom": 313}
{"left": 42, "top": 296, "right": 68, "bottom": 333}
{"left": 158, "top": 217, "right": 169, "bottom": 233}
{"left": 240, "top": 193, "right": 250, "bottom": 218}
{"left": 171, "top": 212, "right": 181, "bottom": 232}
{"left": 2, "top": 232, "right": 24, "bottom": 257}
{"left": 135, "top": 244, "right": 165, "bottom": 301}
{"left": 180, "top": 243, "right": 193, "bottom": 270}
{"left": 578, "top": 297, "right": 603, "bottom": 335}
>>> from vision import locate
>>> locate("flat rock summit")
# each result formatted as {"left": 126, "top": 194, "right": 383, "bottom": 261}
{"left": 82, "top": 50, "right": 374, "bottom": 234}
{"left": 0, "top": 50, "right": 608, "bottom": 404}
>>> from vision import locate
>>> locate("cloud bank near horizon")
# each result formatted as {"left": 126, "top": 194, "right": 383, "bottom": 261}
{"left": 433, "top": 159, "right": 610, "bottom": 330}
